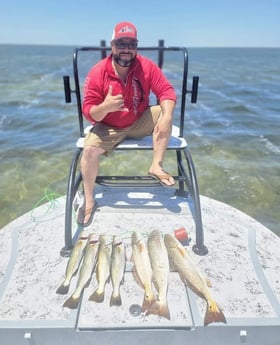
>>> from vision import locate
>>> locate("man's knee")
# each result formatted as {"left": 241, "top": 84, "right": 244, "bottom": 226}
{"left": 83, "top": 145, "right": 104, "bottom": 160}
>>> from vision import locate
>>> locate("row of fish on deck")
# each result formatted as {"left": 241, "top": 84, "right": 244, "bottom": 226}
{"left": 56, "top": 229, "right": 226, "bottom": 326}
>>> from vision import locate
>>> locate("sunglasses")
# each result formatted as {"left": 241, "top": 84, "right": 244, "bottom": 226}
{"left": 114, "top": 41, "right": 138, "bottom": 50}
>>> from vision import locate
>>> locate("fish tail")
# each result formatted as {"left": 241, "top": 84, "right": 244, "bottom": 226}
{"left": 89, "top": 289, "right": 105, "bottom": 303}
{"left": 147, "top": 299, "right": 171, "bottom": 320}
{"left": 204, "top": 300, "right": 227, "bottom": 326}
{"left": 56, "top": 283, "right": 70, "bottom": 295}
{"left": 63, "top": 296, "right": 80, "bottom": 309}
{"left": 141, "top": 293, "right": 154, "bottom": 312}
{"left": 110, "top": 292, "right": 122, "bottom": 307}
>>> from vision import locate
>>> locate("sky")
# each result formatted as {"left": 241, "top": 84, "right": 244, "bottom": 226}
{"left": 1, "top": 0, "right": 279, "bottom": 47}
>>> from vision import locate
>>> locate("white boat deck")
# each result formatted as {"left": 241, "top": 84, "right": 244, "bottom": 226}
{"left": 0, "top": 186, "right": 280, "bottom": 345}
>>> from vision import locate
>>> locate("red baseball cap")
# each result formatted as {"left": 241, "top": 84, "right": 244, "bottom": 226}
{"left": 112, "top": 21, "right": 137, "bottom": 41}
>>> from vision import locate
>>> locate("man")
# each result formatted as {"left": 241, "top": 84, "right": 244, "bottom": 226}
{"left": 78, "top": 21, "right": 176, "bottom": 226}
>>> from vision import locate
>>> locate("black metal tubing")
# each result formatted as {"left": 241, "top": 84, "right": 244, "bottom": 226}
{"left": 61, "top": 148, "right": 82, "bottom": 257}
{"left": 158, "top": 39, "right": 164, "bottom": 69}
{"left": 175, "top": 147, "right": 208, "bottom": 254}
{"left": 72, "top": 49, "right": 84, "bottom": 138}
{"left": 176, "top": 150, "right": 189, "bottom": 196}
{"left": 179, "top": 49, "right": 188, "bottom": 137}
{"left": 100, "top": 40, "right": 107, "bottom": 59}
{"left": 183, "top": 148, "right": 208, "bottom": 255}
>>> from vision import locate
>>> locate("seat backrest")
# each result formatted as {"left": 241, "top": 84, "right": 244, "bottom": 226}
{"left": 63, "top": 40, "right": 198, "bottom": 139}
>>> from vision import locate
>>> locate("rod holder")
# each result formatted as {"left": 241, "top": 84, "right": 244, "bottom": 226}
{"left": 63, "top": 75, "right": 72, "bottom": 103}
{"left": 191, "top": 76, "right": 199, "bottom": 103}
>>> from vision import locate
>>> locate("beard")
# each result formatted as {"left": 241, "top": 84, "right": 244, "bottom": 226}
{"left": 112, "top": 52, "right": 136, "bottom": 67}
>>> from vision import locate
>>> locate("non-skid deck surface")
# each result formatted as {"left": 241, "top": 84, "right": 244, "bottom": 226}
{"left": 0, "top": 186, "right": 280, "bottom": 334}
{"left": 77, "top": 271, "right": 192, "bottom": 330}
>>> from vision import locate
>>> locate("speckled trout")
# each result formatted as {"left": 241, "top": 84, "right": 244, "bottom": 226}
{"left": 56, "top": 231, "right": 88, "bottom": 295}
{"left": 164, "top": 233, "right": 226, "bottom": 326}
{"left": 63, "top": 233, "right": 99, "bottom": 309}
{"left": 89, "top": 235, "right": 111, "bottom": 303}
{"left": 131, "top": 231, "right": 155, "bottom": 312}
{"left": 110, "top": 235, "right": 126, "bottom": 306}
{"left": 147, "top": 230, "right": 170, "bottom": 320}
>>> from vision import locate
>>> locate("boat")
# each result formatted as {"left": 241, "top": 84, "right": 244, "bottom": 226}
{"left": 0, "top": 42, "right": 279, "bottom": 345}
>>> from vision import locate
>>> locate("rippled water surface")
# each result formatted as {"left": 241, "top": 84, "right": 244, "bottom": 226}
{"left": 0, "top": 45, "right": 279, "bottom": 235}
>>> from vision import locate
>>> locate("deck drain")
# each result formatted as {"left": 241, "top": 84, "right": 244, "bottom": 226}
{"left": 129, "top": 304, "right": 142, "bottom": 317}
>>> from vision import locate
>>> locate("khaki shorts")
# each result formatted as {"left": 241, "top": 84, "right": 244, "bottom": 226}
{"left": 84, "top": 105, "right": 161, "bottom": 154}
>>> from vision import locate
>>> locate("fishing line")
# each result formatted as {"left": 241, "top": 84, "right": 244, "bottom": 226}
{"left": 30, "top": 188, "right": 63, "bottom": 222}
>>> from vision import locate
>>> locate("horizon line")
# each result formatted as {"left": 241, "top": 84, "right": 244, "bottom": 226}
{"left": 1, "top": 42, "right": 280, "bottom": 49}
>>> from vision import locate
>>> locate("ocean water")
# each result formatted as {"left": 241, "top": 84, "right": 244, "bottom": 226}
{"left": 0, "top": 44, "right": 279, "bottom": 236}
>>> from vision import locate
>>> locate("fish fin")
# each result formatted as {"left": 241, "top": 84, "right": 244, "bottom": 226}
{"left": 56, "top": 283, "right": 70, "bottom": 295}
{"left": 63, "top": 296, "right": 80, "bottom": 309}
{"left": 146, "top": 298, "right": 170, "bottom": 320}
{"left": 204, "top": 300, "right": 227, "bottom": 326}
{"left": 110, "top": 292, "right": 122, "bottom": 307}
{"left": 89, "top": 289, "right": 105, "bottom": 303}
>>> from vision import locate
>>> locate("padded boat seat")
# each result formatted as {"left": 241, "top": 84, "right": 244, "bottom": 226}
{"left": 76, "top": 125, "right": 187, "bottom": 150}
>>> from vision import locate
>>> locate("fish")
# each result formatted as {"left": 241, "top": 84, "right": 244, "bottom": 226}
{"left": 147, "top": 230, "right": 170, "bottom": 320}
{"left": 56, "top": 231, "right": 88, "bottom": 295}
{"left": 89, "top": 235, "right": 112, "bottom": 303}
{"left": 110, "top": 235, "right": 126, "bottom": 306}
{"left": 131, "top": 231, "right": 155, "bottom": 312}
{"left": 63, "top": 233, "right": 99, "bottom": 309}
{"left": 164, "top": 233, "right": 226, "bottom": 326}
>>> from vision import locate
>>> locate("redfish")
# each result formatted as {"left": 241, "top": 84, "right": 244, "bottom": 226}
{"left": 164, "top": 233, "right": 226, "bottom": 326}
{"left": 110, "top": 235, "right": 126, "bottom": 306}
{"left": 147, "top": 230, "right": 170, "bottom": 320}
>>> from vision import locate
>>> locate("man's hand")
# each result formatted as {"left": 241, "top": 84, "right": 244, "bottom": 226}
{"left": 103, "top": 85, "right": 129, "bottom": 113}
{"left": 89, "top": 85, "right": 129, "bottom": 121}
